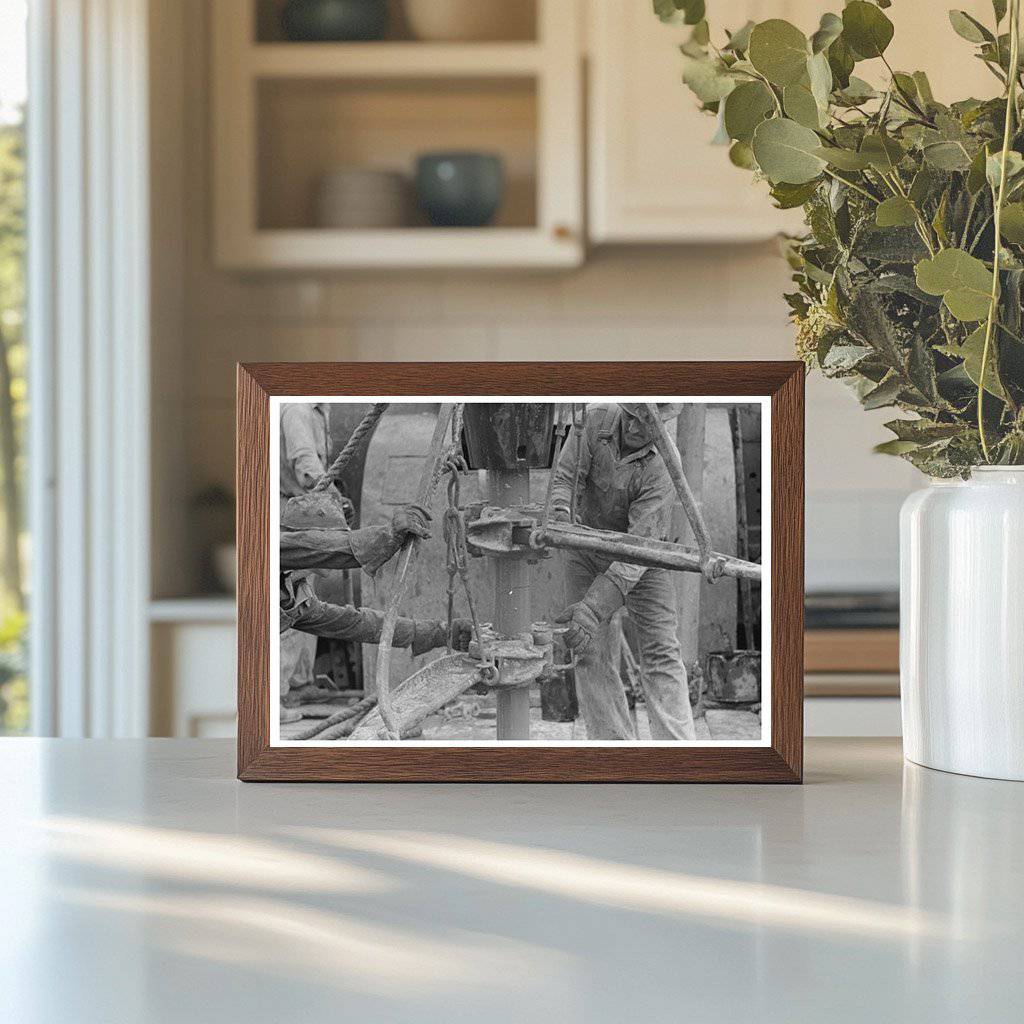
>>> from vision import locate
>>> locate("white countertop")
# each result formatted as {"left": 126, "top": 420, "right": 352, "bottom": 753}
{"left": 1, "top": 738, "right": 1021, "bottom": 1023}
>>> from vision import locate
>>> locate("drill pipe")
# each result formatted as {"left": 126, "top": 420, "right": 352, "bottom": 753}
{"left": 533, "top": 522, "right": 761, "bottom": 582}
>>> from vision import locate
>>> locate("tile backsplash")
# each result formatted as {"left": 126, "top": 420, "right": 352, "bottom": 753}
{"left": 167, "top": 247, "right": 918, "bottom": 595}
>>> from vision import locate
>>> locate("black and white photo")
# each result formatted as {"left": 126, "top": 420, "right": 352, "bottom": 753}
{"left": 271, "top": 398, "right": 768, "bottom": 746}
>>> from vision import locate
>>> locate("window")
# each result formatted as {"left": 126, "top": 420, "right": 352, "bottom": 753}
{"left": 0, "top": 0, "right": 28, "bottom": 734}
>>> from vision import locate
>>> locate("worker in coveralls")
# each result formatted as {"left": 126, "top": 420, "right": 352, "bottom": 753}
{"left": 551, "top": 403, "right": 719, "bottom": 740}
{"left": 279, "top": 402, "right": 340, "bottom": 698}
{"left": 280, "top": 494, "right": 473, "bottom": 663}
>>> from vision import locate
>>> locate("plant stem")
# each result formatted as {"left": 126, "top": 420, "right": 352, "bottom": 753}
{"left": 821, "top": 167, "right": 879, "bottom": 203}
{"left": 979, "top": 0, "right": 1021, "bottom": 462}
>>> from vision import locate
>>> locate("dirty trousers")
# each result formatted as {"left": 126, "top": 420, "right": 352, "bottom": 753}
{"left": 564, "top": 551, "right": 696, "bottom": 740}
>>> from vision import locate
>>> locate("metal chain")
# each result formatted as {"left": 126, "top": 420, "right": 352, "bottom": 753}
{"left": 441, "top": 407, "right": 486, "bottom": 657}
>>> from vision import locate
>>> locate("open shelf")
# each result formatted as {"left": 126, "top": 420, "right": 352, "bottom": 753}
{"left": 257, "top": 76, "right": 538, "bottom": 232}
{"left": 249, "top": 42, "right": 544, "bottom": 77}
{"left": 254, "top": 0, "right": 538, "bottom": 45}
{"left": 213, "top": 0, "right": 581, "bottom": 268}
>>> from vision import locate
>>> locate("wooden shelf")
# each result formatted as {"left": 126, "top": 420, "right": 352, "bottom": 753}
{"left": 248, "top": 42, "right": 544, "bottom": 79}
{"left": 218, "top": 226, "right": 579, "bottom": 270}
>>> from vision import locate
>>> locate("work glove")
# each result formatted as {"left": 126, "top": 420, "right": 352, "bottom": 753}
{"left": 411, "top": 617, "right": 473, "bottom": 656}
{"left": 548, "top": 501, "right": 572, "bottom": 525}
{"left": 699, "top": 550, "right": 727, "bottom": 584}
{"left": 555, "top": 573, "right": 624, "bottom": 654}
{"left": 389, "top": 503, "right": 432, "bottom": 544}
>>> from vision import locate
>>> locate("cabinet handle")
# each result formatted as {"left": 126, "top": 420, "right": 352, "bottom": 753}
{"left": 552, "top": 224, "right": 574, "bottom": 241}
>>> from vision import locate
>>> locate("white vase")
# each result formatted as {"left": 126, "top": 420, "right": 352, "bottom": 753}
{"left": 900, "top": 467, "right": 1024, "bottom": 780}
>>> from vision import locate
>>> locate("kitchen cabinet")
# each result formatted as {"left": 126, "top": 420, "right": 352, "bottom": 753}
{"left": 211, "top": 0, "right": 583, "bottom": 269}
{"left": 587, "top": 0, "right": 998, "bottom": 244}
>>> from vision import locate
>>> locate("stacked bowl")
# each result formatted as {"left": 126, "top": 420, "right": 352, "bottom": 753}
{"left": 314, "top": 167, "right": 409, "bottom": 228}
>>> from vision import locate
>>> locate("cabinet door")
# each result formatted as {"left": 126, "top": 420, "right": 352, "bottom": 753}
{"left": 588, "top": 1, "right": 1003, "bottom": 245}
{"left": 588, "top": 1, "right": 813, "bottom": 243}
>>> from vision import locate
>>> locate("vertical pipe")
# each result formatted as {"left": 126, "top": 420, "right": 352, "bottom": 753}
{"left": 489, "top": 468, "right": 532, "bottom": 740}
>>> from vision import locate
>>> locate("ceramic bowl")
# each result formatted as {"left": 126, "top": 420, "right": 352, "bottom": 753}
{"left": 403, "top": 0, "right": 534, "bottom": 42}
{"left": 315, "top": 168, "right": 409, "bottom": 228}
{"left": 415, "top": 152, "right": 505, "bottom": 228}
{"left": 281, "top": 0, "right": 388, "bottom": 42}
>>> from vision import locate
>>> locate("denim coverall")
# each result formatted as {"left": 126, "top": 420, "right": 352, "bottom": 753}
{"left": 551, "top": 405, "right": 696, "bottom": 740}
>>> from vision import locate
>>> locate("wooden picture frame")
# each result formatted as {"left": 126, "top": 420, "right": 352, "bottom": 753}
{"left": 238, "top": 362, "right": 804, "bottom": 782}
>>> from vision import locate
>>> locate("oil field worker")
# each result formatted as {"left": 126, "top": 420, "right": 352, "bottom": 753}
{"left": 551, "top": 403, "right": 712, "bottom": 741}
{"left": 280, "top": 493, "right": 473, "bottom": 658}
{"left": 279, "top": 402, "right": 334, "bottom": 696}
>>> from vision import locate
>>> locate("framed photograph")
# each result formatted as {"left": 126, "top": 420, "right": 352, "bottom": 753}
{"left": 237, "top": 362, "right": 804, "bottom": 782}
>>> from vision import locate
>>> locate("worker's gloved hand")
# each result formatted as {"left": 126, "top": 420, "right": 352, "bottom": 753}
{"left": 411, "top": 617, "right": 473, "bottom": 656}
{"left": 555, "top": 574, "right": 624, "bottom": 654}
{"left": 548, "top": 501, "right": 572, "bottom": 525}
{"left": 389, "top": 503, "right": 432, "bottom": 544}
{"left": 449, "top": 618, "right": 474, "bottom": 652}
{"left": 699, "top": 549, "right": 727, "bottom": 584}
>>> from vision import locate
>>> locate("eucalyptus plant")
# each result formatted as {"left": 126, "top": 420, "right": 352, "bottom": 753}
{"left": 658, "top": 0, "right": 1024, "bottom": 475}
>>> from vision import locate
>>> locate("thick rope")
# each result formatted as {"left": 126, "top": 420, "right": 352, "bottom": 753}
{"left": 313, "top": 403, "right": 389, "bottom": 492}
{"left": 290, "top": 694, "right": 376, "bottom": 741}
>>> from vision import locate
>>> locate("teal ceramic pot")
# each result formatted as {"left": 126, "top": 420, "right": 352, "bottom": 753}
{"left": 281, "top": 0, "right": 388, "bottom": 42}
{"left": 415, "top": 152, "right": 505, "bottom": 227}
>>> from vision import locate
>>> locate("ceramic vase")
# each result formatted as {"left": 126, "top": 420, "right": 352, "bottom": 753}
{"left": 900, "top": 467, "right": 1024, "bottom": 781}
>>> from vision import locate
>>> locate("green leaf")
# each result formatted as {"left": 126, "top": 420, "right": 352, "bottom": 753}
{"left": 810, "top": 12, "right": 843, "bottom": 54}
{"left": 836, "top": 75, "right": 877, "bottom": 104}
{"left": 1000, "top": 202, "right": 1024, "bottom": 242}
{"left": 915, "top": 249, "right": 994, "bottom": 321}
{"left": 874, "top": 439, "right": 921, "bottom": 456}
{"left": 948, "top": 10, "right": 993, "bottom": 44}
{"left": 814, "top": 146, "right": 872, "bottom": 170}
{"left": 923, "top": 141, "right": 973, "bottom": 171}
{"left": 958, "top": 325, "right": 1007, "bottom": 398}
{"left": 748, "top": 19, "right": 810, "bottom": 87}
{"left": 986, "top": 150, "right": 1024, "bottom": 190}
{"left": 689, "top": 20, "right": 710, "bottom": 46}
{"left": 681, "top": 55, "right": 736, "bottom": 103}
{"left": 885, "top": 418, "right": 963, "bottom": 443}
{"left": 860, "top": 133, "right": 905, "bottom": 173}
{"left": 827, "top": 35, "right": 855, "bottom": 89}
{"left": 807, "top": 51, "right": 833, "bottom": 110}
{"left": 912, "top": 71, "right": 935, "bottom": 105}
{"left": 728, "top": 140, "right": 757, "bottom": 169}
{"left": 875, "top": 196, "right": 918, "bottom": 228}
{"left": 909, "top": 165, "right": 936, "bottom": 205}
{"left": 862, "top": 374, "right": 902, "bottom": 409}
{"left": 724, "top": 20, "right": 755, "bottom": 53}
{"left": 654, "top": 0, "right": 705, "bottom": 25}
{"left": 993, "top": 0, "right": 1008, "bottom": 24}
{"left": 752, "top": 117, "right": 827, "bottom": 184}
{"left": 842, "top": 1, "right": 894, "bottom": 60}
{"left": 770, "top": 179, "right": 820, "bottom": 209}
{"left": 723, "top": 81, "right": 775, "bottom": 143}
{"left": 967, "top": 143, "right": 993, "bottom": 193}
{"left": 783, "top": 83, "right": 822, "bottom": 129}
